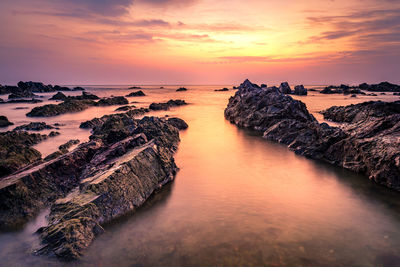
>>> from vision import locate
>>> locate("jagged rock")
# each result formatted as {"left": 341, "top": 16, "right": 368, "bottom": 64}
{"left": 176, "top": 87, "right": 187, "bottom": 92}
{"left": 293, "top": 85, "right": 307, "bottom": 95}
{"left": 149, "top": 100, "right": 187, "bottom": 111}
{"left": 215, "top": 88, "right": 229, "bottom": 92}
{"left": 167, "top": 118, "right": 188, "bottom": 130}
{"left": 13, "top": 122, "right": 54, "bottom": 131}
{"left": 225, "top": 79, "right": 400, "bottom": 191}
{"left": 279, "top": 82, "right": 291, "bottom": 94}
{"left": 0, "top": 116, "right": 13, "bottom": 127}
{"left": 0, "top": 113, "right": 186, "bottom": 260}
{"left": 359, "top": 82, "right": 400, "bottom": 92}
{"left": 126, "top": 90, "right": 145, "bottom": 97}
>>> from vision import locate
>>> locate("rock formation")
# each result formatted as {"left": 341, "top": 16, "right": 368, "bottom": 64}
{"left": 225, "top": 79, "right": 400, "bottom": 191}
{"left": 126, "top": 90, "right": 146, "bottom": 97}
{"left": 0, "top": 116, "right": 13, "bottom": 127}
{"left": 149, "top": 100, "right": 188, "bottom": 111}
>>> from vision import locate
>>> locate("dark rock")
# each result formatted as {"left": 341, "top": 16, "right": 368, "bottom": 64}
{"left": 394, "top": 93, "right": 400, "bottom": 96}
{"left": 167, "top": 117, "right": 188, "bottom": 130}
{"left": 176, "top": 87, "right": 187, "bottom": 92}
{"left": 49, "top": 131, "right": 60, "bottom": 137}
{"left": 129, "top": 86, "right": 141, "bottom": 89}
{"left": 27, "top": 100, "right": 96, "bottom": 117}
{"left": 350, "top": 94, "right": 357, "bottom": 97}
{"left": 279, "top": 82, "right": 291, "bottom": 94}
{"left": 49, "top": 92, "right": 68, "bottom": 101}
{"left": 73, "top": 87, "right": 85, "bottom": 91}
{"left": 53, "top": 85, "right": 71, "bottom": 91}
{"left": 126, "top": 90, "right": 145, "bottom": 97}
{"left": 8, "top": 91, "right": 38, "bottom": 99}
{"left": 225, "top": 79, "right": 400, "bottom": 191}
{"left": 359, "top": 82, "right": 400, "bottom": 92}
{"left": 0, "top": 99, "right": 43, "bottom": 104}
{"left": 0, "top": 131, "right": 47, "bottom": 178}
{"left": 95, "top": 96, "right": 128, "bottom": 106}
{"left": 59, "top": 139, "right": 80, "bottom": 153}
{"left": 260, "top": 84, "right": 267, "bottom": 88}
{"left": 214, "top": 88, "right": 229, "bottom": 92}
{"left": 115, "top": 105, "right": 136, "bottom": 112}
{"left": 293, "top": 85, "right": 307, "bottom": 95}
{"left": 13, "top": 122, "right": 54, "bottom": 131}
{"left": 149, "top": 100, "right": 188, "bottom": 111}
{"left": 160, "top": 86, "right": 164, "bottom": 89}
{"left": 18, "top": 81, "right": 54, "bottom": 93}
{"left": 0, "top": 116, "right": 13, "bottom": 127}
{"left": 14, "top": 107, "right": 29, "bottom": 110}
{"left": 80, "top": 108, "right": 149, "bottom": 129}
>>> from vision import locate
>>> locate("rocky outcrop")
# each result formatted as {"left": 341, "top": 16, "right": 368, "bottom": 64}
{"left": 225, "top": 79, "right": 400, "bottom": 191}
{"left": 49, "top": 92, "right": 68, "bottom": 101}
{"left": 50, "top": 92, "right": 99, "bottom": 101}
{"left": 215, "top": 88, "right": 229, "bottom": 92}
{"left": 13, "top": 122, "right": 55, "bottom": 131}
{"left": 129, "top": 86, "right": 141, "bottom": 89}
{"left": 149, "top": 100, "right": 187, "bottom": 111}
{"left": 126, "top": 90, "right": 145, "bottom": 97}
{"left": 17, "top": 81, "right": 54, "bottom": 93}
{"left": 0, "top": 99, "right": 43, "bottom": 104}
{"left": 293, "top": 85, "right": 307, "bottom": 95}
{"left": 0, "top": 116, "right": 13, "bottom": 127}
{"left": 80, "top": 108, "right": 149, "bottom": 129}
{"left": 96, "top": 96, "right": 128, "bottom": 106}
{"left": 8, "top": 91, "right": 38, "bottom": 99}
{"left": 176, "top": 87, "right": 187, "bottom": 92}
{"left": 27, "top": 100, "right": 96, "bottom": 117}
{"left": 321, "top": 85, "right": 365, "bottom": 95}
{"left": 359, "top": 82, "right": 400, "bottom": 92}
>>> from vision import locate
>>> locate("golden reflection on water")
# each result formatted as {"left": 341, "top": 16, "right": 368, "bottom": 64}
{"left": 0, "top": 86, "right": 399, "bottom": 266}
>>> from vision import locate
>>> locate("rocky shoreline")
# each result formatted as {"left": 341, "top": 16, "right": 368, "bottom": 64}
{"left": 0, "top": 104, "right": 187, "bottom": 260}
{"left": 225, "top": 79, "right": 400, "bottom": 191}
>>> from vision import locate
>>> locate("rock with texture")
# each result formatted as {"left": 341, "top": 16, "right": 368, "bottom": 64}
{"left": 0, "top": 116, "right": 13, "bottom": 127}
{"left": 126, "top": 90, "right": 145, "bottom": 97}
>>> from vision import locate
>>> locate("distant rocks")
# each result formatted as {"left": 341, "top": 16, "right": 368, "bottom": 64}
{"left": 129, "top": 86, "right": 142, "bottom": 89}
{"left": 176, "top": 87, "right": 188, "bottom": 92}
{"left": 50, "top": 91, "right": 99, "bottom": 101}
{"left": 49, "top": 92, "right": 68, "bottom": 101}
{"left": 0, "top": 116, "right": 13, "bottom": 127}
{"left": 149, "top": 100, "right": 188, "bottom": 111}
{"left": 167, "top": 117, "right": 188, "bottom": 130}
{"left": 17, "top": 81, "right": 54, "bottom": 93}
{"left": 115, "top": 105, "right": 137, "bottom": 111}
{"left": 13, "top": 122, "right": 54, "bottom": 131}
{"left": 0, "top": 99, "right": 43, "bottom": 104}
{"left": 73, "top": 87, "right": 85, "bottom": 91}
{"left": 97, "top": 96, "right": 128, "bottom": 106}
{"left": 294, "top": 85, "right": 307, "bottom": 95}
{"left": 225, "top": 79, "right": 400, "bottom": 191}
{"left": 261, "top": 84, "right": 267, "bottom": 88}
{"left": 126, "top": 90, "right": 146, "bottom": 97}
{"left": 359, "top": 82, "right": 400, "bottom": 92}
{"left": 215, "top": 88, "right": 229, "bottom": 92}
{"left": 320, "top": 85, "right": 365, "bottom": 95}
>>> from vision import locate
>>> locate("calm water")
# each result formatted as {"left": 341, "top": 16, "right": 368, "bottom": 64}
{"left": 0, "top": 86, "right": 400, "bottom": 266}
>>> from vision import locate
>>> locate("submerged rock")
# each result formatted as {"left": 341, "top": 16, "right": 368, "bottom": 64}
{"left": 0, "top": 116, "right": 13, "bottom": 127}
{"left": 176, "top": 87, "right": 187, "bottom": 92}
{"left": 225, "top": 79, "right": 400, "bottom": 191}
{"left": 13, "top": 122, "right": 54, "bottom": 131}
{"left": 149, "top": 100, "right": 187, "bottom": 111}
{"left": 126, "top": 90, "right": 145, "bottom": 97}
{"left": 129, "top": 86, "right": 141, "bottom": 89}
{"left": 215, "top": 88, "right": 229, "bottom": 92}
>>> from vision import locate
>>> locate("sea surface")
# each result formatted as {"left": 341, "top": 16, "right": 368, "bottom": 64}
{"left": 0, "top": 85, "right": 400, "bottom": 266}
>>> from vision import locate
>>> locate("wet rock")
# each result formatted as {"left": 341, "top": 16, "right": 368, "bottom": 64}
{"left": 149, "top": 100, "right": 188, "bottom": 111}
{"left": 0, "top": 116, "right": 13, "bottom": 127}
{"left": 167, "top": 118, "right": 188, "bottom": 130}
{"left": 13, "top": 122, "right": 54, "bottom": 131}
{"left": 176, "top": 87, "right": 187, "bottom": 92}
{"left": 59, "top": 139, "right": 80, "bottom": 153}
{"left": 215, "top": 88, "right": 229, "bottom": 92}
{"left": 80, "top": 108, "right": 149, "bottom": 129}
{"left": 126, "top": 90, "right": 145, "bottom": 97}
{"left": 293, "top": 85, "right": 307, "bottom": 95}
{"left": 225, "top": 79, "right": 400, "bottom": 191}
{"left": 279, "top": 82, "right": 291, "bottom": 94}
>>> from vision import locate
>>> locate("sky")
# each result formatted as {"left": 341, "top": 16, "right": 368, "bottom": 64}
{"left": 0, "top": 0, "right": 399, "bottom": 85}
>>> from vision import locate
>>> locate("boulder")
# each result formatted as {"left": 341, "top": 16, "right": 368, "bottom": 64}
{"left": 279, "top": 82, "right": 291, "bottom": 94}
{"left": 167, "top": 117, "right": 189, "bottom": 130}
{"left": 49, "top": 92, "right": 68, "bottom": 101}
{"left": 126, "top": 90, "right": 146, "bottom": 97}
{"left": 0, "top": 116, "right": 13, "bottom": 127}
{"left": 176, "top": 87, "right": 188, "bottom": 92}
{"left": 293, "top": 85, "right": 307, "bottom": 95}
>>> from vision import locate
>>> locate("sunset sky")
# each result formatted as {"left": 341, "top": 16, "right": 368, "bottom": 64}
{"left": 0, "top": 0, "right": 399, "bottom": 85}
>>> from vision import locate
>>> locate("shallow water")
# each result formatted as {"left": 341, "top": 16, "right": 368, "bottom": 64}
{"left": 0, "top": 86, "right": 400, "bottom": 266}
